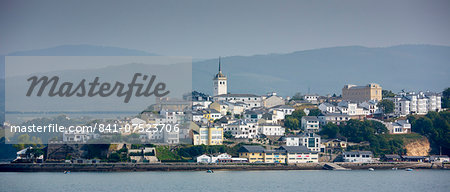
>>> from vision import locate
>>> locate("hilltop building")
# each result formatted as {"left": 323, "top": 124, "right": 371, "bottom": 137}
{"left": 342, "top": 83, "right": 382, "bottom": 102}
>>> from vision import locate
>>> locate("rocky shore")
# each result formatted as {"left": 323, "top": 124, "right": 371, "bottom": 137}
{"left": 0, "top": 162, "right": 448, "bottom": 172}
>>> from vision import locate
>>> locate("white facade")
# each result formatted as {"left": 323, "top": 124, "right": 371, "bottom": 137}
{"left": 385, "top": 120, "right": 411, "bottom": 134}
{"left": 394, "top": 92, "right": 442, "bottom": 116}
{"left": 224, "top": 120, "right": 258, "bottom": 138}
{"left": 298, "top": 133, "right": 323, "bottom": 152}
{"left": 303, "top": 94, "right": 319, "bottom": 104}
{"left": 257, "top": 124, "right": 285, "bottom": 136}
{"left": 301, "top": 116, "right": 320, "bottom": 132}
{"left": 318, "top": 113, "right": 351, "bottom": 125}
{"left": 342, "top": 151, "right": 373, "bottom": 163}
{"left": 318, "top": 103, "right": 336, "bottom": 113}
{"left": 214, "top": 94, "right": 262, "bottom": 109}
{"left": 285, "top": 136, "right": 300, "bottom": 146}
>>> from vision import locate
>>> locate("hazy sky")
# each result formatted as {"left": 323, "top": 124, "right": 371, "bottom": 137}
{"left": 1, "top": 0, "right": 449, "bottom": 58}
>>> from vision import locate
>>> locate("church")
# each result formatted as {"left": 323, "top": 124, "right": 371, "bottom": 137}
{"left": 212, "top": 58, "right": 262, "bottom": 109}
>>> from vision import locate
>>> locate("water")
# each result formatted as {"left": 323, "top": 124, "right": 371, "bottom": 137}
{"left": 0, "top": 170, "right": 449, "bottom": 192}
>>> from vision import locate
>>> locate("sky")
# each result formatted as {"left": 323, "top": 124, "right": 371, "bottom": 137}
{"left": 1, "top": 0, "right": 450, "bottom": 58}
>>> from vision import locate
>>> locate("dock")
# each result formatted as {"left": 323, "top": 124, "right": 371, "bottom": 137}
{"left": 323, "top": 163, "right": 350, "bottom": 170}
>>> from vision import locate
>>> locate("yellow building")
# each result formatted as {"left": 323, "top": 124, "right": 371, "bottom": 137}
{"left": 192, "top": 123, "right": 223, "bottom": 145}
{"left": 342, "top": 83, "right": 382, "bottom": 102}
{"left": 238, "top": 145, "right": 319, "bottom": 164}
{"left": 237, "top": 145, "right": 265, "bottom": 163}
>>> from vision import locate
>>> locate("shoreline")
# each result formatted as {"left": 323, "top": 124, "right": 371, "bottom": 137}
{"left": 0, "top": 162, "right": 448, "bottom": 172}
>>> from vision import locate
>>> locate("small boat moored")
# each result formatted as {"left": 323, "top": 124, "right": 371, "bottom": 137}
{"left": 368, "top": 168, "right": 375, "bottom": 171}
{"left": 206, "top": 169, "right": 214, "bottom": 173}
{"left": 405, "top": 168, "right": 413, "bottom": 171}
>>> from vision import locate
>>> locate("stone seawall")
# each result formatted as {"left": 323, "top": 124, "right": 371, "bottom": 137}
{"left": 0, "top": 162, "right": 447, "bottom": 172}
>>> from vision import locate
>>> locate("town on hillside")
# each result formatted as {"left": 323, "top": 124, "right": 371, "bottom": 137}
{"left": 8, "top": 59, "right": 450, "bottom": 166}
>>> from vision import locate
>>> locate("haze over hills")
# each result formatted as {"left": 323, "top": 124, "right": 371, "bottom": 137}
{"left": 1, "top": 44, "right": 450, "bottom": 98}
{"left": 194, "top": 45, "right": 450, "bottom": 96}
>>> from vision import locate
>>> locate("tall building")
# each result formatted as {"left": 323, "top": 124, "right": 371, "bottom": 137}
{"left": 342, "top": 83, "right": 382, "bottom": 102}
{"left": 213, "top": 57, "right": 227, "bottom": 96}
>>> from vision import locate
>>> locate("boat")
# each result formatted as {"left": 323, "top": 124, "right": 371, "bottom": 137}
{"left": 392, "top": 167, "right": 398, "bottom": 170}
{"left": 368, "top": 168, "right": 375, "bottom": 171}
{"left": 405, "top": 168, "right": 413, "bottom": 171}
{"left": 206, "top": 169, "right": 214, "bottom": 173}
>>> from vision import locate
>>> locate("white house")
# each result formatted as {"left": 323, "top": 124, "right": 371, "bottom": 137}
{"left": 197, "top": 154, "right": 212, "bottom": 163}
{"left": 263, "top": 92, "right": 285, "bottom": 108}
{"left": 303, "top": 94, "right": 319, "bottom": 104}
{"left": 318, "top": 103, "right": 336, "bottom": 114}
{"left": 342, "top": 151, "right": 373, "bottom": 163}
{"left": 244, "top": 109, "right": 266, "bottom": 123}
{"left": 385, "top": 120, "right": 411, "bottom": 134}
{"left": 211, "top": 153, "right": 232, "bottom": 163}
{"left": 224, "top": 119, "right": 258, "bottom": 138}
{"left": 318, "top": 113, "right": 351, "bottom": 125}
{"left": 284, "top": 136, "right": 300, "bottom": 146}
{"left": 301, "top": 116, "right": 320, "bottom": 132}
{"left": 257, "top": 123, "right": 285, "bottom": 136}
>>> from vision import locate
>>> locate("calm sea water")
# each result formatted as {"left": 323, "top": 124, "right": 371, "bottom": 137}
{"left": 0, "top": 170, "right": 449, "bottom": 192}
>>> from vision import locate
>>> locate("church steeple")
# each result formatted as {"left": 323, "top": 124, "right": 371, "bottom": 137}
{"left": 219, "top": 56, "right": 221, "bottom": 72}
{"left": 213, "top": 56, "right": 227, "bottom": 96}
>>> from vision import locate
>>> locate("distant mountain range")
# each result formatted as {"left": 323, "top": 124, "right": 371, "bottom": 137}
{"left": 1, "top": 44, "right": 450, "bottom": 98}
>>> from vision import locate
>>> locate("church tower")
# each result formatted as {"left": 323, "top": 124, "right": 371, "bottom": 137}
{"left": 213, "top": 57, "right": 227, "bottom": 96}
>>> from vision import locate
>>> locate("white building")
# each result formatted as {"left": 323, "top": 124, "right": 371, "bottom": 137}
{"left": 394, "top": 91, "right": 442, "bottom": 116}
{"left": 298, "top": 132, "right": 323, "bottom": 152}
{"left": 384, "top": 120, "right": 411, "bottom": 134}
{"left": 303, "top": 94, "right": 319, "bottom": 104}
{"left": 213, "top": 58, "right": 227, "bottom": 96}
{"left": 257, "top": 123, "right": 285, "bottom": 136}
{"left": 338, "top": 101, "right": 368, "bottom": 116}
{"left": 279, "top": 146, "right": 319, "bottom": 163}
{"left": 301, "top": 116, "right": 320, "bottom": 132}
{"left": 318, "top": 113, "right": 351, "bottom": 125}
{"left": 342, "top": 151, "right": 373, "bottom": 163}
{"left": 213, "top": 93, "right": 262, "bottom": 109}
{"left": 224, "top": 119, "right": 258, "bottom": 139}
{"left": 263, "top": 92, "right": 285, "bottom": 108}
{"left": 318, "top": 103, "right": 336, "bottom": 114}
{"left": 197, "top": 154, "right": 212, "bottom": 163}
{"left": 284, "top": 136, "right": 300, "bottom": 146}
{"left": 359, "top": 100, "right": 379, "bottom": 114}
{"left": 244, "top": 109, "right": 266, "bottom": 123}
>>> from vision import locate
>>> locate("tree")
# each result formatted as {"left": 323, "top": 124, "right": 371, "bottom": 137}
{"left": 318, "top": 123, "right": 340, "bottom": 139}
{"left": 308, "top": 108, "right": 322, "bottom": 116}
{"left": 291, "top": 92, "right": 303, "bottom": 100}
{"left": 382, "top": 90, "right": 396, "bottom": 98}
{"left": 224, "top": 131, "right": 233, "bottom": 139}
{"left": 284, "top": 117, "right": 300, "bottom": 130}
{"left": 377, "top": 99, "right": 394, "bottom": 114}
{"left": 442, "top": 87, "right": 450, "bottom": 108}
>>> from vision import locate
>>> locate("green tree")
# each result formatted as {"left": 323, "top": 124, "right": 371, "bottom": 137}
{"left": 224, "top": 131, "right": 233, "bottom": 139}
{"left": 382, "top": 90, "right": 396, "bottom": 98}
{"left": 442, "top": 87, "right": 450, "bottom": 108}
{"left": 318, "top": 123, "right": 340, "bottom": 139}
{"left": 378, "top": 99, "right": 394, "bottom": 114}
{"left": 284, "top": 117, "right": 300, "bottom": 130}
{"left": 308, "top": 108, "right": 322, "bottom": 116}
